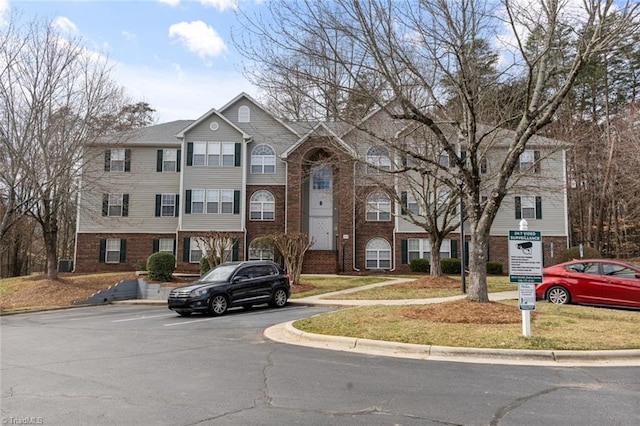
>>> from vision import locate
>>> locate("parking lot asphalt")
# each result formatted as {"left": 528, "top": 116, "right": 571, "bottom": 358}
{"left": 117, "top": 277, "right": 640, "bottom": 366}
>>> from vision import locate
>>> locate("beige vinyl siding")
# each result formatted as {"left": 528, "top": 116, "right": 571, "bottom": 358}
{"left": 181, "top": 121, "right": 245, "bottom": 231}
{"left": 222, "top": 99, "right": 296, "bottom": 186}
{"left": 78, "top": 146, "right": 180, "bottom": 233}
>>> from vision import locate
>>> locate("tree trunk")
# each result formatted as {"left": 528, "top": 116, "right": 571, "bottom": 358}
{"left": 429, "top": 238, "right": 443, "bottom": 276}
{"left": 43, "top": 221, "right": 59, "bottom": 280}
{"left": 466, "top": 225, "right": 490, "bottom": 302}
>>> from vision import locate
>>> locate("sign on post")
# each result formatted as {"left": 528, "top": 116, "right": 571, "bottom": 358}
{"left": 508, "top": 230, "right": 543, "bottom": 283}
{"left": 518, "top": 283, "right": 536, "bottom": 311}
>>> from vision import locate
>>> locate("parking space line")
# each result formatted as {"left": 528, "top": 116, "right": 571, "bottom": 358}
{"left": 113, "top": 313, "right": 176, "bottom": 322}
{"left": 164, "top": 317, "right": 217, "bottom": 326}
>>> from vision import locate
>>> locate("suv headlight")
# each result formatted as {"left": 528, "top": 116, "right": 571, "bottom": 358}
{"left": 190, "top": 288, "right": 209, "bottom": 297}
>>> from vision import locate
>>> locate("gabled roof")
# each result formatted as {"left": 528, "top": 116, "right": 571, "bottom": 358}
{"left": 218, "top": 92, "right": 301, "bottom": 137}
{"left": 174, "top": 107, "right": 250, "bottom": 140}
{"left": 281, "top": 121, "right": 356, "bottom": 159}
{"left": 93, "top": 120, "right": 194, "bottom": 145}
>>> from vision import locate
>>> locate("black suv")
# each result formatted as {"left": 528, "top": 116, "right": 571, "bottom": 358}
{"left": 167, "top": 261, "right": 290, "bottom": 316}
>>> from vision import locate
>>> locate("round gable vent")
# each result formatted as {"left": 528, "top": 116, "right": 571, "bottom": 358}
{"left": 209, "top": 121, "right": 219, "bottom": 131}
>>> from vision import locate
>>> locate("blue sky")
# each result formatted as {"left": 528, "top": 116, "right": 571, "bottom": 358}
{"left": 1, "top": 0, "right": 262, "bottom": 122}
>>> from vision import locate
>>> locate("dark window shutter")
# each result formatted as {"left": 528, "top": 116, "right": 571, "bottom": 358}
{"left": 122, "top": 194, "right": 129, "bottom": 217}
{"left": 400, "top": 191, "right": 408, "bottom": 215}
{"left": 152, "top": 239, "right": 159, "bottom": 253}
{"left": 176, "top": 149, "right": 181, "bottom": 172}
{"left": 99, "top": 239, "right": 106, "bottom": 262}
{"left": 401, "top": 240, "right": 408, "bottom": 264}
{"left": 175, "top": 194, "right": 180, "bottom": 217}
{"left": 534, "top": 150, "right": 541, "bottom": 173}
{"left": 124, "top": 149, "right": 131, "bottom": 172}
{"left": 481, "top": 158, "right": 487, "bottom": 174}
{"left": 183, "top": 237, "right": 190, "bottom": 262}
{"left": 119, "top": 239, "right": 127, "bottom": 262}
{"left": 233, "top": 190, "right": 241, "bottom": 214}
{"left": 185, "top": 190, "right": 192, "bottom": 214}
{"left": 173, "top": 239, "right": 177, "bottom": 256}
{"left": 155, "top": 194, "right": 161, "bottom": 217}
{"left": 104, "top": 150, "right": 111, "bottom": 171}
{"left": 102, "top": 194, "right": 108, "bottom": 216}
{"left": 450, "top": 239, "right": 458, "bottom": 259}
{"left": 186, "top": 142, "right": 193, "bottom": 166}
{"left": 401, "top": 154, "right": 407, "bottom": 167}
{"left": 157, "top": 150, "right": 163, "bottom": 172}
{"left": 535, "top": 196, "right": 542, "bottom": 219}
{"left": 515, "top": 196, "right": 522, "bottom": 220}
{"left": 232, "top": 240, "right": 239, "bottom": 261}
{"left": 234, "top": 143, "right": 241, "bottom": 167}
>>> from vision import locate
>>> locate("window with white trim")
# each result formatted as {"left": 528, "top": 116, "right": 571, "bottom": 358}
{"left": 193, "top": 142, "right": 206, "bottom": 166}
{"left": 407, "top": 193, "right": 421, "bottom": 215}
{"left": 439, "top": 151, "right": 450, "bottom": 167}
{"left": 106, "top": 239, "right": 121, "bottom": 263}
{"left": 366, "top": 146, "right": 391, "bottom": 173}
{"left": 408, "top": 239, "right": 451, "bottom": 261}
{"left": 191, "top": 189, "right": 205, "bottom": 214}
{"left": 161, "top": 194, "right": 176, "bottom": 217}
{"left": 366, "top": 191, "right": 391, "bottom": 221}
{"left": 520, "top": 195, "right": 536, "bottom": 219}
{"left": 108, "top": 194, "right": 124, "bottom": 217}
{"left": 222, "top": 142, "right": 235, "bottom": 167}
{"left": 206, "top": 189, "right": 219, "bottom": 214}
{"left": 249, "top": 240, "right": 275, "bottom": 261}
{"left": 163, "top": 149, "right": 177, "bottom": 172}
{"left": 366, "top": 238, "right": 391, "bottom": 269}
{"left": 250, "top": 190, "right": 275, "bottom": 220}
{"left": 251, "top": 144, "right": 276, "bottom": 174}
{"left": 312, "top": 166, "right": 331, "bottom": 189}
{"left": 207, "top": 142, "right": 220, "bottom": 166}
{"left": 238, "top": 105, "right": 250, "bottom": 123}
{"left": 189, "top": 238, "right": 203, "bottom": 263}
{"left": 110, "top": 148, "right": 125, "bottom": 172}
{"left": 158, "top": 238, "right": 174, "bottom": 254}
{"left": 221, "top": 190, "right": 234, "bottom": 214}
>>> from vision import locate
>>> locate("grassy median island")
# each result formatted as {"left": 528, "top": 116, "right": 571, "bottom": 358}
{"left": 293, "top": 301, "right": 640, "bottom": 351}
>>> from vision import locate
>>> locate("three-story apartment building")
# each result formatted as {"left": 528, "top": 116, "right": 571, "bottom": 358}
{"left": 74, "top": 93, "right": 569, "bottom": 274}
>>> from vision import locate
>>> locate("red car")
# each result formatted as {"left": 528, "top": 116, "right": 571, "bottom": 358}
{"left": 536, "top": 259, "right": 640, "bottom": 308}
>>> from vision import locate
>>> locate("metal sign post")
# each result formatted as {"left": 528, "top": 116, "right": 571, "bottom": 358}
{"left": 508, "top": 219, "right": 542, "bottom": 337}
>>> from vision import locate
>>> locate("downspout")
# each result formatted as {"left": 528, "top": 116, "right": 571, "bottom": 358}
{"left": 178, "top": 139, "right": 185, "bottom": 266}
{"left": 72, "top": 161, "right": 83, "bottom": 272}
{"left": 562, "top": 148, "right": 570, "bottom": 249}
{"left": 241, "top": 136, "right": 250, "bottom": 260}
{"left": 352, "top": 162, "right": 360, "bottom": 271}
{"left": 390, "top": 165, "right": 398, "bottom": 272}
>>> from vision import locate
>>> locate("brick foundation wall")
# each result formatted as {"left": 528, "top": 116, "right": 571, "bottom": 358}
{"left": 75, "top": 233, "right": 177, "bottom": 273}
{"left": 175, "top": 231, "right": 245, "bottom": 274}
{"left": 303, "top": 250, "right": 339, "bottom": 273}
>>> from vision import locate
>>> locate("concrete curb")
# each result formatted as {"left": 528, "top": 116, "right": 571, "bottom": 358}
{"left": 263, "top": 321, "right": 640, "bottom": 366}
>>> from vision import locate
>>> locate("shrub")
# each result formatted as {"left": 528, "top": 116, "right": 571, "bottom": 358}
{"left": 558, "top": 246, "right": 602, "bottom": 262}
{"left": 146, "top": 252, "right": 176, "bottom": 282}
{"left": 409, "top": 258, "right": 430, "bottom": 273}
{"left": 200, "top": 257, "right": 212, "bottom": 276}
{"left": 441, "top": 258, "right": 461, "bottom": 274}
{"left": 486, "top": 261, "right": 503, "bottom": 275}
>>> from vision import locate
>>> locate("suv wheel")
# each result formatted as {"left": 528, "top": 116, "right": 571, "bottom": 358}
{"left": 208, "top": 294, "right": 229, "bottom": 316}
{"left": 270, "top": 288, "right": 288, "bottom": 308}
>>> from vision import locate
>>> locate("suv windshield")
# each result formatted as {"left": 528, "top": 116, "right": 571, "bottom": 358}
{"left": 201, "top": 264, "right": 237, "bottom": 281}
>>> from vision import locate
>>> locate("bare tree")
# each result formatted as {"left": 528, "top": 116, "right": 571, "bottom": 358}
{"left": 236, "top": 0, "right": 640, "bottom": 301}
{"left": 257, "top": 233, "right": 314, "bottom": 285}
{"left": 0, "top": 15, "right": 134, "bottom": 280}
{"left": 196, "top": 231, "right": 239, "bottom": 271}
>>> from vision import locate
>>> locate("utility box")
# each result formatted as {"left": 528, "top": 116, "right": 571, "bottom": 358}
{"left": 58, "top": 259, "right": 73, "bottom": 272}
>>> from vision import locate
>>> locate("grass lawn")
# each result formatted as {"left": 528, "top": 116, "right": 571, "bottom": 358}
{"left": 293, "top": 300, "right": 640, "bottom": 350}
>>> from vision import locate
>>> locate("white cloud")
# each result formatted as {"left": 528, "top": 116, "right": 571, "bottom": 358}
{"left": 0, "top": 0, "right": 8, "bottom": 26}
{"left": 200, "top": 0, "right": 238, "bottom": 12}
{"left": 168, "top": 20, "right": 227, "bottom": 61}
{"left": 121, "top": 30, "right": 136, "bottom": 41}
{"left": 115, "top": 61, "right": 257, "bottom": 122}
{"left": 158, "top": 0, "right": 180, "bottom": 6}
{"left": 53, "top": 16, "right": 78, "bottom": 34}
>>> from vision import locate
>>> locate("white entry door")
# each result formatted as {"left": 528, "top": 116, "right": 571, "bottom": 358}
{"left": 310, "top": 217, "right": 332, "bottom": 250}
